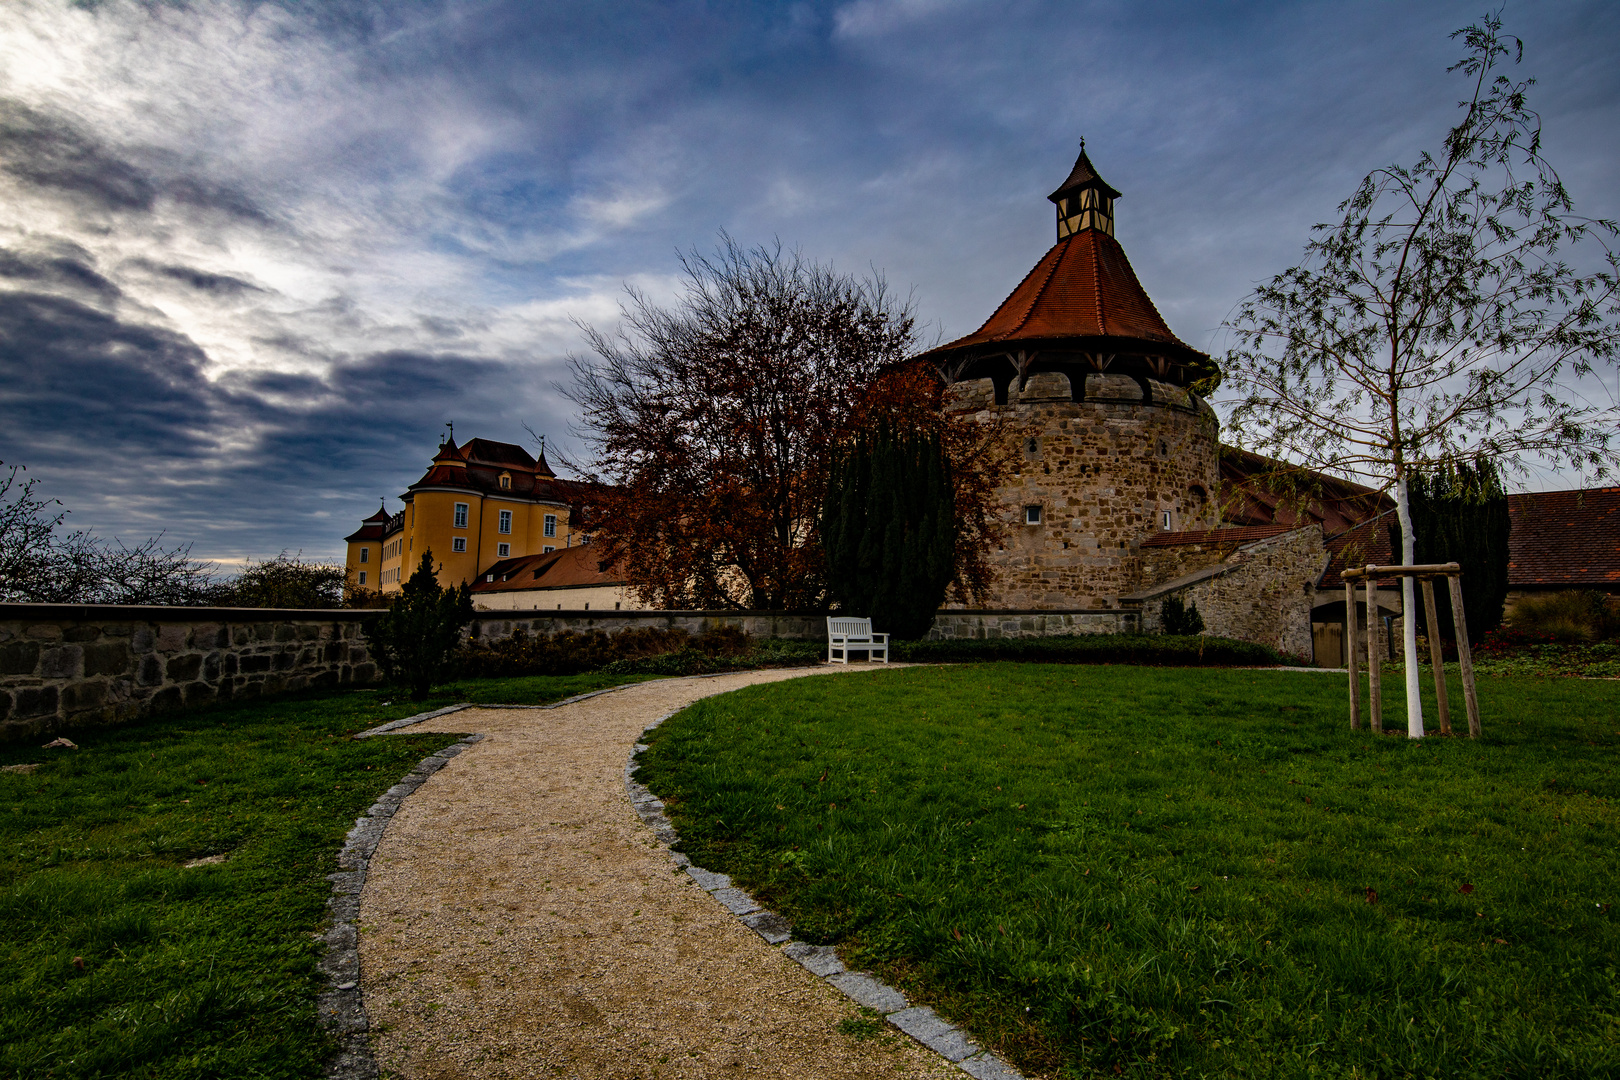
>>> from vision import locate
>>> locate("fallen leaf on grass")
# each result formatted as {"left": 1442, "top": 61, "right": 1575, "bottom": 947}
{"left": 72, "top": 956, "right": 84, "bottom": 970}
{"left": 1459, "top": 883, "right": 1475, "bottom": 894}
{"left": 1365, "top": 887, "right": 1379, "bottom": 905}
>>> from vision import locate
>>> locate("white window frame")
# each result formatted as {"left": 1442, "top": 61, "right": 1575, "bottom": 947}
{"left": 452, "top": 537, "right": 467, "bottom": 552}
{"left": 454, "top": 502, "right": 469, "bottom": 528}
{"left": 1024, "top": 505, "right": 1042, "bottom": 525}
{"left": 357, "top": 571, "right": 367, "bottom": 585}
{"left": 359, "top": 547, "right": 368, "bottom": 563}
{"left": 498, "top": 509, "right": 512, "bottom": 535}
{"left": 543, "top": 513, "right": 557, "bottom": 538}
{"left": 1162, "top": 510, "right": 1172, "bottom": 530}
{"left": 497, "top": 542, "right": 510, "bottom": 557}
{"left": 543, "top": 545, "right": 555, "bottom": 553}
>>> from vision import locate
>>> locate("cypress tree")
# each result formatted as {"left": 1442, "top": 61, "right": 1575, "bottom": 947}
{"left": 1390, "top": 460, "right": 1511, "bottom": 641}
{"left": 363, "top": 550, "right": 475, "bottom": 700}
{"left": 821, "top": 424, "right": 956, "bottom": 639}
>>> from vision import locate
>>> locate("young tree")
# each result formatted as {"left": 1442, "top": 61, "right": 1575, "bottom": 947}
{"left": 363, "top": 550, "right": 474, "bottom": 701}
{"left": 821, "top": 423, "right": 956, "bottom": 639}
{"left": 1221, "top": 15, "right": 1620, "bottom": 736}
{"left": 566, "top": 235, "right": 921, "bottom": 610}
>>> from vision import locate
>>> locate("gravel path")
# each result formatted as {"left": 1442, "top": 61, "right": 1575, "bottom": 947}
{"left": 359, "top": 667, "right": 962, "bottom": 1079}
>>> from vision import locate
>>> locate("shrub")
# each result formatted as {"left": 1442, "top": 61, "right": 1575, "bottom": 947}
{"left": 600, "top": 637, "right": 824, "bottom": 677}
{"left": 458, "top": 625, "right": 754, "bottom": 679}
{"left": 363, "top": 551, "right": 474, "bottom": 700}
{"left": 1160, "top": 596, "right": 1205, "bottom": 636}
{"left": 891, "top": 633, "right": 1284, "bottom": 667}
{"left": 1508, "top": 590, "right": 1616, "bottom": 642}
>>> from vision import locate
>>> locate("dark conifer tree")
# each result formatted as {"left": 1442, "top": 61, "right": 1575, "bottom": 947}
{"left": 821, "top": 425, "right": 955, "bottom": 639}
{"left": 363, "top": 550, "right": 474, "bottom": 700}
{"left": 1391, "top": 461, "right": 1511, "bottom": 641}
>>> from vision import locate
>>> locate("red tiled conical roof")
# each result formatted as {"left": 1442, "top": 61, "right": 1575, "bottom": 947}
{"left": 933, "top": 229, "right": 1195, "bottom": 355}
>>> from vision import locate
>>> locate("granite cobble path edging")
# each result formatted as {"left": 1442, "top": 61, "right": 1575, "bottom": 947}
{"left": 624, "top": 711, "right": 1027, "bottom": 1080}
{"left": 319, "top": 717, "right": 486, "bottom": 1080}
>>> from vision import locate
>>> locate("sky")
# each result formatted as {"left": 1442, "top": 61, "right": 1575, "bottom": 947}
{"left": 1, "top": 0, "right": 1616, "bottom": 566}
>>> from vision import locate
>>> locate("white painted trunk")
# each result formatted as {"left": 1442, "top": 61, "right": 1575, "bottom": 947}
{"left": 1393, "top": 476, "right": 1425, "bottom": 738}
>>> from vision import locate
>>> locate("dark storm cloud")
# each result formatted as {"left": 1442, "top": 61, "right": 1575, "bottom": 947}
{"left": 0, "top": 291, "right": 218, "bottom": 459}
{"left": 0, "top": 98, "right": 272, "bottom": 224}
{"left": 125, "top": 258, "right": 267, "bottom": 297}
{"left": 0, "top": 246, "right": 122, "bottom": 304}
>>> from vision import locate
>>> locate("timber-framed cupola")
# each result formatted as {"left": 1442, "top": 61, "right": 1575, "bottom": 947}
{"left": 920, "top": 145, "right": 1219, "bottom": 406}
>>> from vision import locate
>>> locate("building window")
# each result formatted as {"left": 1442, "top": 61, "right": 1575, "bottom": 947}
{"left": 1162, "top": 510, "right": 1172, "bottom": 530}
{"left": 452, "top": 537, "right": 467, "bottom": 552}
{"left": 358, "top": 571, "right": 367, "bottom": 585}
{"left": 498, "top": 509, "right": 512, "bottom": 534}
{"left": 454, "top": 502, "right": 469, "bottom": 528}
{"left": 497, "top": 542, "right": 510, "bottom": 557}
{"left": 544, "top": 514, "right": 557, "bottom": 538}
{"left": 359, "top": 547, "right": 369, "bottom": 563}
{"left": 543, "top": 545, "right": 555, "bottom": 553}
{"left": 499, "top": 473, "right": 511, "bottom": 489}
{"left": 1024, "top": 505, "right": 1042, "bottom": 525}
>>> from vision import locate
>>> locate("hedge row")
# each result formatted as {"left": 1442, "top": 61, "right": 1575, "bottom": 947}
{"left": 891, "top": 633, "right": 1287, "bottom": 667}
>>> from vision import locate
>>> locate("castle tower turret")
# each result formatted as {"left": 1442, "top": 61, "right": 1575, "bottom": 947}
{"left": 920, "top": 147, "right": 1222, "bottom": 610}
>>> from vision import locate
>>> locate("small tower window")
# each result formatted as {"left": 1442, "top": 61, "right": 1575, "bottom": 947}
{"left": 1162, "top": 511, "right": 1173, "bottom": 530}
{"left": 452, "top": 537, "right": 467, "bottom": 552}
{"left": 1026, "top": 437, "right": 1039, "bottom": 455}
{"left": 544, "top": 514, "right": 557, "bottom": 538}
{"left": 497, "top": 542, "right": 510, "bottom": 557}
{"left": 498, "top": 509, "right": 512, "bottom": 534}
{"left": 359, "top": 547, "right": 369, "bottom": 563}
{"left": 1025, "top": 505, "right": 1043, "bottom": 525}
{"left": 453, "top": 502, "right": 468, "bottom": 528}
{"left": 357, "top": 571, "right": 367, "bottom": 586}
{"left": 499, "top": 472, "right": 512, "bottom": 490}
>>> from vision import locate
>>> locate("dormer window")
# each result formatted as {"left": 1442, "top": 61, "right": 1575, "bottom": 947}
{"left": 499, "top": 472, "right": 511, "bottom": 490}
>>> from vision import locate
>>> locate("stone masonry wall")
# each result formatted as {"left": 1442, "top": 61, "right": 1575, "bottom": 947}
{"left": 927, "top": 609, "right": 1138, "bottom": 640}
{"left": 1, "top": 604, "right": 384, "bottom": 742}
{"left": 945, "top": 374, "right": 1221, "bottom": 610}
{"left": 1137, "top": 528, "right": 1329, "bottom": 659}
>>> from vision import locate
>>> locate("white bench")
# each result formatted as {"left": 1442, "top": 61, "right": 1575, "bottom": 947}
{"left": 826, "top": 616, "right": 888, "bottom": 664}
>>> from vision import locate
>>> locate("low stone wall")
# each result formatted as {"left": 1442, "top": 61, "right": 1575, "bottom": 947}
{"left": 1, "top": 604, "right": 385, "bottom": 742}
{"left": 927, "top": 609, "right": 1138, "bottom": 639}
{"left": 466, "top": 610, "right": 828, "bottom": 643}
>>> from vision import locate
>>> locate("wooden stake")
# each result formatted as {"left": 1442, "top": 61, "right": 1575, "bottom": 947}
{"left": 1366, "top": 573, "right": 1382, "bottom": 734}
{"left": 1447, "top": 570, "right": 1481, "bottom": 737}
{"left": 1345, "top": 579, "right": 1360, "bottom": 730}
{"left": 1420, "top": 577, "right": 1451, "bottom": 734}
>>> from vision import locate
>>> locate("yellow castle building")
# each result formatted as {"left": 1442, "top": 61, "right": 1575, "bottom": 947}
{"left": 343, "top": 436, "right": 588, "bottom": 596}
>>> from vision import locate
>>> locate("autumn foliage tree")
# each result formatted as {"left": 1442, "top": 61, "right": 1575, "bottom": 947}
{"left": 567, "top": 236, "right": 1010, "bottom": 611}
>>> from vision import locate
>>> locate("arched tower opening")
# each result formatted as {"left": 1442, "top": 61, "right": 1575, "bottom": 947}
{"left": 917, "top": 146, "right": 1222, "bottom": 610}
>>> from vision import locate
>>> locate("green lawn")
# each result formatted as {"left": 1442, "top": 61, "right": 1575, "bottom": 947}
{"left": 635, "top": 664, "right": 1620, "bottom": 1079}
{"left": 0, "top": 672, "right": 648, "bottom": 1079}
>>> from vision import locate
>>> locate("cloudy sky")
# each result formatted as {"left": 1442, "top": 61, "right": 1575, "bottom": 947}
{"left": 1, "top": 0, "right": 1616, "bottom": 565}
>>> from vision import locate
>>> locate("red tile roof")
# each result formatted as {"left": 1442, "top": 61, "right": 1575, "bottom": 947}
{"left": 1507, "top": 487, "right": 1620, "bottom": 588}
{"left": 468, "top": 543, "right": 624, "bottom": 593}
{"left": 929, "top": 230, "right": 1199, "bottom": 358}
{"left": 408, "top": 437, "right": 582, "bottom": 505}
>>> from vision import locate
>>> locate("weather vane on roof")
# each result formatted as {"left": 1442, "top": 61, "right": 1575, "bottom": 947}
{"left": 444, "top": 421, "right": 454, "bottom": 445}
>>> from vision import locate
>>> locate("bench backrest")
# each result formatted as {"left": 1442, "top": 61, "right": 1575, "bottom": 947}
{"left": 827, "top": 617, "right": 873, "bottom": 637}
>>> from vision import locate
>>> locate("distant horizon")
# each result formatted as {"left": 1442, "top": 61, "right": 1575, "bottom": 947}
{"left": 2, "top": 0, "right": 1616, "bottom": 564}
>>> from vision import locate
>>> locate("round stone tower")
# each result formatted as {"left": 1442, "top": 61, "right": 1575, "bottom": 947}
{"left": 922, "top": 146, "right": 1221, "bottom": 609}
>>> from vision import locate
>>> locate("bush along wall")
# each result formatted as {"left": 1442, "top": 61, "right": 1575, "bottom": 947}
{"left": 892, "top": 633, "right": 1285, "bottom": 667}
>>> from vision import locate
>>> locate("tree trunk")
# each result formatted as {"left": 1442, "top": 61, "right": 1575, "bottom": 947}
{"left": 1393, "top": 476, "right": 1425, "bottom": 738}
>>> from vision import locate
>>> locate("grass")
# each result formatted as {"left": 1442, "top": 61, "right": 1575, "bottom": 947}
{"left": 0, "top": 671, "right": 650, "bottom": 1079}
{"left": 635, "top": 664, "right": 1620, "bottom": 1079}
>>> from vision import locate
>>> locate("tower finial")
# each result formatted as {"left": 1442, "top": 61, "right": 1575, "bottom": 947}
{"left": 1049, "top": 143, "right": 1120, "bottom": 241}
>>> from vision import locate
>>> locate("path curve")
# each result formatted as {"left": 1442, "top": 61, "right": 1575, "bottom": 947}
{"left": 359, "top": 667, "right": 964, "bottom": 1079}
